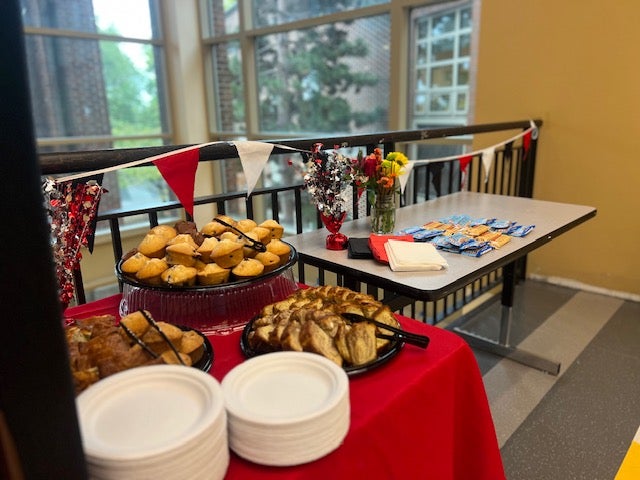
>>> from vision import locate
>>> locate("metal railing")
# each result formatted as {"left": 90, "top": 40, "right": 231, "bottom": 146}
{"left": 41, "top": 120, "right": 541, "bottom": 324}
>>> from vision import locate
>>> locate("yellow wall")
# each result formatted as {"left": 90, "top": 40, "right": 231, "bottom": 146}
{"left": 474, "top": 1, "right": 640, "bottom": 296}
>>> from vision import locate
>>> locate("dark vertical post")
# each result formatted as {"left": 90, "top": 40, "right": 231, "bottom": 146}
{"left": 0, "top": 1, "right": 87, "bottom": 478}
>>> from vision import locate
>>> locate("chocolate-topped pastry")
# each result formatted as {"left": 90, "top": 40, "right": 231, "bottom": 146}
{"left": 174, "top": 220, "right": 205, "bottom": 245}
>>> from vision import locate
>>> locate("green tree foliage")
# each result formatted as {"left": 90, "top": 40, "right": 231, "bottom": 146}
{"left": 257, "top": 21, "right": 382, "bottom": 134}
{"left": 99, "top": 34, "right": 168, "bottom": 200}
{"left": 100, "top": 39, "right": 160, "bottom": 136}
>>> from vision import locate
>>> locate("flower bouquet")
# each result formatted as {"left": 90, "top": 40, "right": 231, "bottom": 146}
{"left": 303, "top": 143, "right": 358, "bottom": 250}
{"left": 356, "top": 148, "right": 409, "bottom": 234}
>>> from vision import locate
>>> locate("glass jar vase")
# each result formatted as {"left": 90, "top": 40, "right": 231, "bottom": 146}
{"left": 371, "top": 192, "right": 396, "bottom": 234}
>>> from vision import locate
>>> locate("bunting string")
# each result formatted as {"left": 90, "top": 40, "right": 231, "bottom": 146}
{"left": 53, "top": 141, "right": 309, "bottom": 184}
{"left": 398, "top": 120, "right": 538, "bottom": 192}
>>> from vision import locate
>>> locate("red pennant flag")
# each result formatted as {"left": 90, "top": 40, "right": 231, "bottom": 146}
{"left": 522, "top": 130, "right": 532, "bottom": 159}
{"left": 459, "top": 155, "right": 473, "bottom": 191}
{"left": 459, "top": 155, "right": 472, "bottom": 173}
{"left": 153, "top": 147, "right": 200, "bottom": 216}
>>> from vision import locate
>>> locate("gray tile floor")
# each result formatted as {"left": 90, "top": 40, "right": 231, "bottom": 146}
{"left": 453, "top": 280, "right": 640, "bottom": 480}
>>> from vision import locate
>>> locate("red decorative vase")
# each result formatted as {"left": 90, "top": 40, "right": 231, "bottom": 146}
{"left": 320, "top": 212, "right": 348, "bottom": 250}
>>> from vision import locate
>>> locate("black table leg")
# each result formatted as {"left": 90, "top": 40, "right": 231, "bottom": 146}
{"left": 453, "top": 261, "right": 561, "bottom": 376}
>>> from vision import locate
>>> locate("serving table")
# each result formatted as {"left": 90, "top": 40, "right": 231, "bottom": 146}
{"left": 65, "top": 294, "right": 505, "bottom": 480}
{"left": 285, "top": 192, "right": 597, "bottom": 375}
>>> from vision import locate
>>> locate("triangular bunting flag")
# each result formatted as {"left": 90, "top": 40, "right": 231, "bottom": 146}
{"left": 459, "top": 155, "right": 473, "bottom": 190}
{"left": 399, "top": 161, "right": 414, "bottom": 193}
{"left": 481, "top": 147, "right": 495, "bottom": 183}
{"left": 153, "top": 146, "right": 200, "bottom": 216}
{"left": 523, "top": 130, "right": 532, "bottom": 158}
{"left": 459, "top": 155, "right": 472, "bottom": 173}
{"left": 233, "top": 141, "right": 275, "bottom": 196}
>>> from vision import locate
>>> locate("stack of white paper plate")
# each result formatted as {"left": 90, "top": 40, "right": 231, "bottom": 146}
{"left": 222, "top": 351, "right": 350, "bottom": 466}
{"left": 76, "top": 365, "right": 228, "bottom": 480}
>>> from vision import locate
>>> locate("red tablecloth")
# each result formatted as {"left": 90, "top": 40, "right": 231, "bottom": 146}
{"left": 65, "top": 295, "right": 505, "bottom": 480}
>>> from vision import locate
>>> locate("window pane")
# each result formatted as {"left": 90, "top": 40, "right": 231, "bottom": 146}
{"left": 459, "top": 33, "right": 471, "bottom": 57}
{"left": 256, "top": 16, "right": 390, "bottom": 134}
{"left": 417, "top": 18, "right": 428, "bottom": 39}
{"left": 456, "top": 92, "right": 467, "bottom": 112}
{"left": 253, "top": 0, "right": 388, "bottom": 28}
{"left": 431, "top": 12, "right": 455, "bottom": 36}
{"left": 25, "top": 35, "right": 111, "bottom": 138}
{"left": 24, "top": 35, "right": 165, "bottom": 139}
{"left": 103, "top": 42, "right": 164, "bottom": 136}
{"left": 416, "top": 69, "right": 428, "bottom": 90}
{"left": 417, "top": 43, "right": 428, "bottom": 64}
{"left": 429, "top": 93, "right": 450, "bottom": 113}
{"left": 431, "top": 37, "right": 454, "bottom": 61}
{"left": 457, "top": 60, "right": 469, "bottom": 85}
{"left": 460, "top": 7, "right": 472, "bottom": 29}
{"left": 430, "top": 65, "right": 453, "bottom": 87}
{"left": 415, "top": 92, "right": 427, "bottom": 115}
{"left": 211, "top": 41, "right": 245, "bottom": 132}
{"left": 20, "top": 0, "right": 156, "bottom": 39}
{"left": 92, "top": 0, "right": 155, "bottom": 38}
{"left": 409, "top": 2, "right": 473, "bottom": 126}
{"left": 201, "top": 0, "right": 239, "bottom": 36}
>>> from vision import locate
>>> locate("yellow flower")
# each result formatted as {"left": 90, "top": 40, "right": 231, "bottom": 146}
{"left": 386, "top": 151, "right": 409, "bottom": 167}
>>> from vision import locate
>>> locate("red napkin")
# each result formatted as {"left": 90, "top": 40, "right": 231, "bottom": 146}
{"left": 368, "top": 234, "right": 414, "bottom": 264}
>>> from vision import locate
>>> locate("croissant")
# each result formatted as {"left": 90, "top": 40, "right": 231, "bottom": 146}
{"left": 247, "top": 286, "right": 399, "bottom": 367}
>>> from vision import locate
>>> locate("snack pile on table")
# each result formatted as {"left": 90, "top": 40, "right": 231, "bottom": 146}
{"left": 401, "top": 214, "right": 535, "bottom": 257}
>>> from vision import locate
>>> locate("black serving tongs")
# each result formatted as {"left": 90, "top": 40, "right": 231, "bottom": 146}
{"left": 213, "top": 217, "right": 267, "bottom": 252}
{"left": 120, "top": 310, "right": 186, "bottom": 365}
{"left": 342, "top": 313, "right": 430, "bottom": 349}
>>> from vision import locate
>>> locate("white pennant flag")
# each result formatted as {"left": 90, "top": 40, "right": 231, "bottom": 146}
{"left": 233, "top": 141, "right": 275, "bottom": 196}
{"left": 399, "top": 161, "right": 414, "bottom": 193}
{"left": 481, "top": 147, "right": 495, "bottom": 183}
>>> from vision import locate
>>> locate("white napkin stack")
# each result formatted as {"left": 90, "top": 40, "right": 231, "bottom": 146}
{"left": 384, "top": 240, "right": 448, "bottom": 272}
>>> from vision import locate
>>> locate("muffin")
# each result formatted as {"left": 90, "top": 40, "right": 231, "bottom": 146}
{"left": 160, "top": 264, "right": 197, "bottom": 287}
{"left": 196, "top": 236, "right": 219, "bottom": 263}
{"left": 180, "top": 330, "right": 205, "bottom": 363}
{"left": 193, "top": 259, "right": 208, "bottom": 271}
{"left": 150, "top": 224, "right": 178, "bottom": 242}
{"left": 166, "top": 233, "right": 198, "bottom": 248}
{"left": 241, "top": 230, "right": 262, "bottom": 258}
{"left": 213, "top": 214, "right": 236, "bottom": 228}
{"left": 232, "top": 258, "right": 265, "bottom": 279}
{"left": 200, "top": 221, "right": 227, "bottom": 237}
{"left": 210, "top": 239, "right": 244, "bottom": 268}
{"left": 119, "top": 310, "right": 152, "bottom": 338}
{"left": 160, "top": 350, "right": 192, "bottom": 366}
{"left": 219, "top": 231, "right": 239, "bottom": 242}
{"left": 254, "top": 251, "right": 281, "bottom": 273}
{"left": 235, "top": 219, "right": 257, "bottom": 233}
{"left": 137, "top": 232, "right": 168, "bottom": 258}
{"left": 120, "top": 251, "right": 150, "bottom": 275}
{"left": 135, "top": 258, "right": 168, "bottom": 285}
{"left": 196, "top": 263, "right": 230, "bottom": 285}
{"left": 259, "top": 219, "right": 284, "bottom": 239}
{"left": 141, "top": 321, "right": 184, "bottom": 353}
{"left": 266, "top": 238, "right": 291, "bottom": 264}
{"left": 250, "top": 226, "right": 272, "bottom": 245}
{"left": 165, "top": 243, "right": 200, "bottom": 267}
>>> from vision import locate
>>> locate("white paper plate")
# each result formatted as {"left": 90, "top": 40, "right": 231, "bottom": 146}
{"left": 77, "top": 365, "right": 225, "bottom": 462}
{"left": 222, "top": 351, "right": 349, "bottom": 426}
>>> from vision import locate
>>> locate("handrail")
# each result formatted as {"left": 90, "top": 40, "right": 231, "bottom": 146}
{"left": 39, "top": 120, "right": 541, "bottom": 174}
